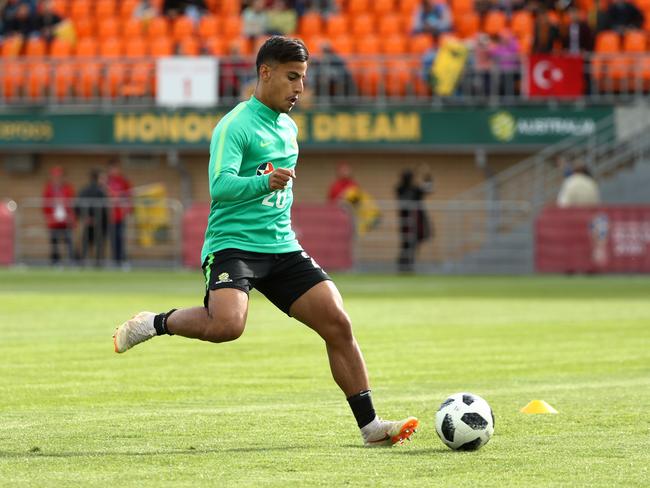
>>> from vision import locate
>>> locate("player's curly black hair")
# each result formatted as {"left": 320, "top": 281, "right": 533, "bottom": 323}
{"left": 255, "top": 36, "right": 309, "bottom": 75}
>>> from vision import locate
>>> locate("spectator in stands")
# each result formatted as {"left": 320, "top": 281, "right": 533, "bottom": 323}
{"left": 2, "top": 1, "right": 38, "bottom": 37}
{"left": 36, "top": 0, "right": 62, "bottom": 42}
{"left": 133, "top": 0, "right": 158, "bottom": 20}
{"left": 412, "top": 0, "right": 452, "bottom": 40}
{"left": 395, "top": 166, "right": 433, "bottom": 273}
{"left": 328, "top": 162, "right": 359, "bottom": 203}
{"left": 76, "top": 169, "right": 109, "bottom": 267}
{"left": 557, "top": 164, "right": 601, "bottom": 207}
{"left": 489, "top": 30, "right": 520, "bottom": 95}
{"left": 106, "top": 159, "right": 132, "bottom": 268}
{"left": 601, "top": 0, "right": 644, "bottom": 33}
{"left": 266, "top": 0, "right": 297, "bottom": 36}
{"left": 469, "top": 33, "right": 493, "bottom": 96}
{"left": 243, "top": 0, "right": 268, "bottom": 39}
{"left": 295, "top": 0, "right": 338, "bottom": 17}
{"left": 311, "top": 40, "right": 356, "bottom": 98}
{"left": 328, "top": 162, "right": 380, "bottom": 235}
{"left": 532, "top": 8, "right": 560, "bottom": 53}
{"left": 42, "top": 165, "right": 75, "bottom": 265}
{"left": 220, "top": 41, "right": 254, "bottom": 99}
{"left": 561, "top": 7, "right": 594, "bottom": 53}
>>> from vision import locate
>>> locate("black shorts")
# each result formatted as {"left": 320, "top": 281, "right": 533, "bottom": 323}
{"left": 202, "top": 248, "right": 331, "bottom": 315}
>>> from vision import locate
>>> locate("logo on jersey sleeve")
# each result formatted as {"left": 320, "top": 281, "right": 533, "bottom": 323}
{"left": 256, "top": 162, "right": 275, "bottom": 176}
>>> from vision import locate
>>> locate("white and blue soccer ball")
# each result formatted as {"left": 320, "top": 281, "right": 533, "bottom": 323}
{"left": 435, "top": 392, "right": 494, "bottom": 451}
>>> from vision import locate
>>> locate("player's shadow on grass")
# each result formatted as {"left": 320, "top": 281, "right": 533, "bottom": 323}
{"left": 342, "top": 444, "right": 451, "bottom": 455}
{"left": 0, "top": 446, "right": 306, "bottom": 459}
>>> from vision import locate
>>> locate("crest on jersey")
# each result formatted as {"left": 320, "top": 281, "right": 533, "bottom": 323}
{"left": 256, "top": 162, "right": 274, "bottom": 176}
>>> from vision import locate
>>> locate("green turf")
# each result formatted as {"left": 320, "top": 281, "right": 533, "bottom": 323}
{"left": 1, "top": 269, "right": 649, "bottom": 487}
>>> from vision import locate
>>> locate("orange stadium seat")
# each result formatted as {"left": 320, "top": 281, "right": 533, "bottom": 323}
{"left": 304, "top": 35, "right": 325, "bottom": 55}
{"left": 511, "top": 10, "right": 534, "bottom": 39}
{"left": 173, "top": 15, "right": 195, "bottom": 42}
{"left": 49, "top": 38, "right": 73, "bottom": 58}
{"left": 70, "top": 0, "right": 91, "bottom": 20}
{"left": 198, "top": 15, "right": 220, "bottom": 39}
{"left": 299, "top": 11, "right": 322, "bottom": 37}
{"left": 104, "top": 62, "right": 127, "bottom": 97}
{"left": 51, "top": 0, "right": 68, "bottom": 16}
{"left": 352, "top": 14, "right": 374, "bottom": 36}
{"left": 355, "top": 35, "right": 380, "bottom": 55}
{"left": 95, "top": 0, "right": 116, "bottom": 18}
{"left": 382, "top": 34, "right": 407, "bottom": 55}
{"left": 455, "top": 11, "right": 479, "bottom": 38}
{"left": 451, "top": 0, "right": 474, "bottom": 16}
{"left": 373, "top": 0, "right": 394, "bottom": 16}
{"left": 353, "top": 60, "right": 381, "bottom": 96}
{"left": 75, "top": 37, "right": 98, "bottom": 57}
{"left": 1, "top": 35, "right": 22, "bottom": 57}
{"left": 123, "top": 62, "right": 154, "bottom": 97}
{"left": 150, "top": 36, "right": 174, "bottom": 57}
{"left": 384, "top": 60, "right": 411, "bottom": 97}
{"left": 399, "top": 0, "right": 420, "bottom": 16}
{"left": 623, "top": 30, "right": 647, "bottom": 51}
{"left": 1, "top": 62, "right": 25, "bottom": 99}
{"left": 123, "top": 18, "right": 144, "bottom": 38}
{"left": 120, "top": 0, "right": 138, "bottom": 19}
{"left": 644, "top": 11, "right": 650, "bottom": 32}
{"left": 98, "top": 18, "right": 120, "bottom": 39}
{"left": 100, "top": 38, "right": 124, "bottom": 58}
{"left": 24, "top": 37, "right": 47, "bottom": 57}
{"left": 148, "top": 17, "right": 170, "bottom": 39}
{"left": 347, "top": 0, "right": 369, "bottom": 15}
{"left": 53, "top": 62, "right": 75, "bottom": 99}
{"left": 483, "top": 10, "right": 507, "bottom": 36}
{"left": 220, "top": 0, "right": 240, "bottom": 16}
{"left": 222, "top": 16, "right": 243, "bottom": 37}
{"left": 125, "top": 37, "right": 148, "bottom": 57}
{"left": 178, "top": 37, "right": 201, "bottom": 55}
{"left": 228, "top": 37, "right": 251, "bottom": 56}
{"left": 74, "top": 17, "right": 95, "bottom": 38}
{"left": 593, "top": 31, "right": 623, "bottom": 88}
{"left": 204, "top": 36, "right": 226, "bottom": 55}
{"left": 378, "top": 14, "right": 402, "bottom": 37}
{"left": 253, "top": 35, "right": 271, "bottom": 54}
{"left": 410, "top": 33, "right": 434, "bottom": 54}
{"left": 26, "top": 62, "right": 50, "bottom": 99}
{"left": 77, "top": 62, "right": 101, "bottom": 98}
{"left": 205, "top": 0, "right": 218, "bottom": 12}
{"left": 330, "top": 35, "right": 353, "bottom": 55}
{"left": 326, "top": 14, "right": 348, "bottom": 37}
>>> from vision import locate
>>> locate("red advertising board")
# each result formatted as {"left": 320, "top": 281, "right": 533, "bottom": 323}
{"left": 0, "top": 203, "right": 14, "bottom": 266}
{"left": 182, "top": 203, "right": 354, "bottom": 270}
{"left": 526, "top": 54, "right": 584, "bottom": 98}
{"left": 536, "top": 206, "right": 650, "bottom": 273}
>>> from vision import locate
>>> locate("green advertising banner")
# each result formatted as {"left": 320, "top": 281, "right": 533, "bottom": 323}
{"left": 0, "top": 106, "right": 613, "bottom": 149}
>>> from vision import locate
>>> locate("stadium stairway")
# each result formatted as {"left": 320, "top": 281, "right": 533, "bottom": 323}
{"left": 443, "top": 104, "right": 650, "bottom": 274}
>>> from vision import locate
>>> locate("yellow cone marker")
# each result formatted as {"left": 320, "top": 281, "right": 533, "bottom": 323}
{"left": 520, "top": 400, "right": 558, "bottom": 414}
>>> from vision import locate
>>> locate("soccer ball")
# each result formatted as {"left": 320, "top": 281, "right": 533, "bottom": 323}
{"left": 435, "top": 392, "right": 494, "bottom": 451}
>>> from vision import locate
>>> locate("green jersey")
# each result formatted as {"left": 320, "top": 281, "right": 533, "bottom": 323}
{"left": 201, "top": 96, "right": 302, "bottom": 263}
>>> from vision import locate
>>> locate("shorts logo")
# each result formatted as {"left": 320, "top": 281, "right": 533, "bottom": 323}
{"left": 257, "top": 162, "right": 275, "bottom": 176}
{"left": 216, "top": 272, "right": 232, "bottom": 283}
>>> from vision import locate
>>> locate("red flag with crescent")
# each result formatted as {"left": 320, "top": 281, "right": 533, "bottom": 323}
{"left": 526, "top": 54, "right": 584, "bottom": 99}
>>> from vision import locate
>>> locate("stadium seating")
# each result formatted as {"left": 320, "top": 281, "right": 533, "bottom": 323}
{"left": 2, "top": 0, "right": 650, "bottom": 103}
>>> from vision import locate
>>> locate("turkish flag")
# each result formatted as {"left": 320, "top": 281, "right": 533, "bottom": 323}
{"left": 526, "top": 54, "right": 584, "bottom": 98}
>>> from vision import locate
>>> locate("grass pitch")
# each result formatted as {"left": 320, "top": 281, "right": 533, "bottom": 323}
{"left": 1, "top": 269, "right": 649, "bottom": 487}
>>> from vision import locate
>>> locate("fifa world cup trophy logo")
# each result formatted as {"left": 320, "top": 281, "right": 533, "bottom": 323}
{"left": 590, "top": 214, "right": 609, "bottom": 267}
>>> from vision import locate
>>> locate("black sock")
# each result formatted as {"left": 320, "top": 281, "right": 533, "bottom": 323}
{"left": 347, "top": 390, "right": 376, "bottom": 429}
{"left": 153, "top": 309, "right": 177, "bottom": 336}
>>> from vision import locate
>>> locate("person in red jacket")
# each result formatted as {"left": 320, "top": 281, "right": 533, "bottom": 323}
{"left": 106, "top": 159, "right": 132, "bottom": 266}
{"left": 42, "top": 165, "right": 75, "bottom": 265}
{"left": 327, "top": 162, "right": 359, "bottom": 203}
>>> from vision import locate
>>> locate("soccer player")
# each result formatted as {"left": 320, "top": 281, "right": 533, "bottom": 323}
{"left": 113, "top": 36, "right": 418, "bottom": 447}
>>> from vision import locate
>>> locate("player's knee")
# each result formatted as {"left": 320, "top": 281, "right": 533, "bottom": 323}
{"left": 203, "top": 312, "right": 245, "bottom": 343}
{"left": 323, "top": 308, "right": 354, "bottom": 346}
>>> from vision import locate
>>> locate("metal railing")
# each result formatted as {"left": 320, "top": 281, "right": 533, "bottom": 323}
{"left": 351, "top": 199, "right": 532, "bottom": 273}
{"left": 13, "top": 197, "right": 184, "bottom": 267}
{"left": 2, "top": 53, "right": 650, "bottom": 108}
